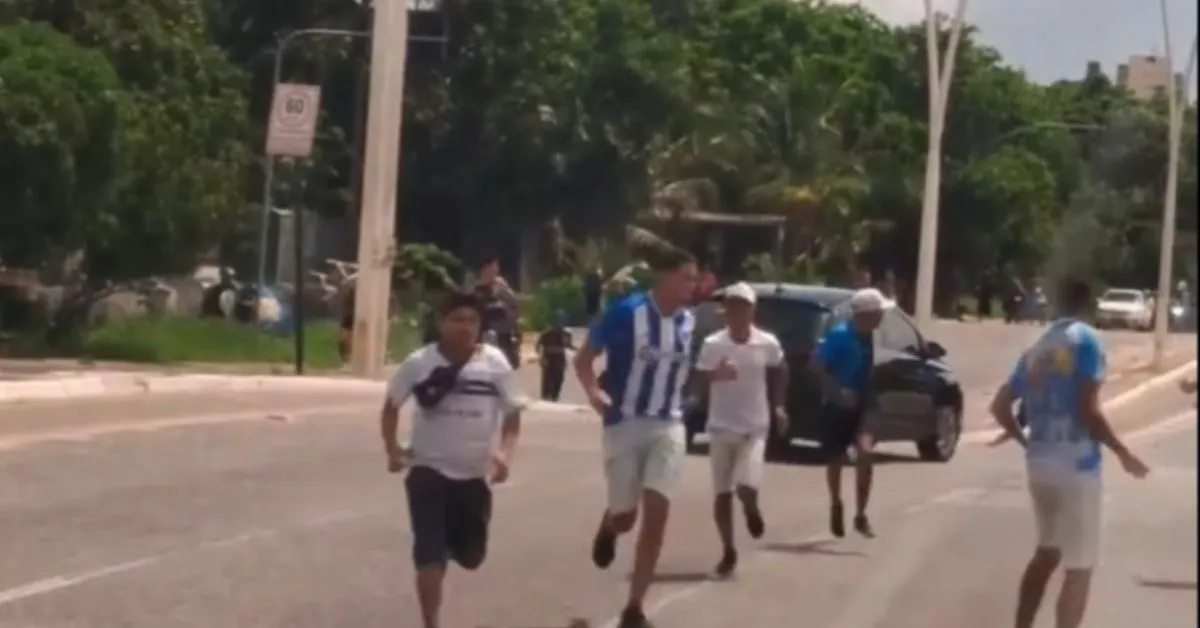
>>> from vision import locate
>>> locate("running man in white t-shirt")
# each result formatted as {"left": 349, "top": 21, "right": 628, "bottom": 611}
{"left": 693, "top": 282, "right": 788, "bottom": 577}
{"left": 380, "top": 290, "right": 528, "bottom": 628}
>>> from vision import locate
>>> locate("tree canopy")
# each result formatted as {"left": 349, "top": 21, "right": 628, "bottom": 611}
{"left": 1, "top": 0, "right": 1194, "bottom": 299}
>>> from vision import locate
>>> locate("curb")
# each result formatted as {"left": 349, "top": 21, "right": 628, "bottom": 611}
{"left": 0, "top": 371, "right": 596, "bottom": 416}
{"left": 960, "top": 359, "right": 1198, "bottom": 444}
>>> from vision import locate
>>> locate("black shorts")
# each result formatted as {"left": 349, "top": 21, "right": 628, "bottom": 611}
{"left": 819, "top": 406, "right": 867, "bottom": 457}
{"left": 405, "top": 466, "right": 493, "bottom": 571}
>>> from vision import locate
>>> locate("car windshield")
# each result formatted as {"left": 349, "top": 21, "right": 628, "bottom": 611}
{"left": 695, "top": 297, "right": 828, "bottom": 347}
{"left": 1102, "top": 290, "right": 1142, "bottom": 303}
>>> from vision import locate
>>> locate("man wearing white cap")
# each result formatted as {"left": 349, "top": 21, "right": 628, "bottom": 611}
{"left": 812, "top": 287, "right": 891, "bottom": 538}
{"left": 693, "top": 282, "right": 788, "bottom": 577}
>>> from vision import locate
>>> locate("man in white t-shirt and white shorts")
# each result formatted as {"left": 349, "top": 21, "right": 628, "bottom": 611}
{"left": 693, "top": 282, "right": 788, "bottom": 577}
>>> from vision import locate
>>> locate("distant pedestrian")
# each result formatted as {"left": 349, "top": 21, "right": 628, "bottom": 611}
{"left": 338, "top": 285, "right": 356, "bottom": 363}
{"left": 584, "top": 266, "right": 604, "bottom": 320}
{"left": 988, "top": 277, "right": 1148, "bottom": 628}
{"left": 536, "top": 311, "right": 574, "bottom": 401}
{"left": 380, "top": 290, "right": 527, "bottom": 628}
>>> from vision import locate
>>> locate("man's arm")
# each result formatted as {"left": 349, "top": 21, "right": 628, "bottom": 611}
{"left": 381, "top": 356, "right": 418, "bottom": 459}
{"left": 766, "top": 339, "right": 789, "bottom": 409}
{"left": 1075, "top": 335, "right": 1134, "bottom": 458}
{"left": 574, "top": 305, "right": 622, "bottom": 397}
{"left": 989, "top": 383, "right": 1027, "bottom": 447}
{"left": 496, "top": 360, "right": 528, "bottom": 461}
{"left": 809, "top": 334, "right": 843, "bottom": 400}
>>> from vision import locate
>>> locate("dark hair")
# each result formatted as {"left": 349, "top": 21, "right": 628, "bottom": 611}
{"left": 1056, "top": 277, "right": 1093, "bottom": 315}
{"left": 646, "top": 246, "right": 696, "bottom": 273}
{"left": 438, "top": 290, "right": 484, "bottom": 318}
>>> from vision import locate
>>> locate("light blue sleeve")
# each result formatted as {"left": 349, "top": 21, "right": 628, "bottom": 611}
{"left": 587, "top": 301, "right": 627, "bottom": 354}
{"left": 1007, "top": 355, "right": 1029, "bottom": 398}
{"left": 1075, "top": 329, "right": 1107, "bottom": 384}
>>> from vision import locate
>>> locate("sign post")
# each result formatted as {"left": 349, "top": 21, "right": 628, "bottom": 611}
{"left": 258, "top": 84, "right": 322, "bottom": 289}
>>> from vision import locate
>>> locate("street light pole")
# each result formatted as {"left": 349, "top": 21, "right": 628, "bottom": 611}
{"left": 913, "top": 0, "right": 970, "bottom": 329}
{"left": 256, "top": 28, "right": 370, "bottom": 288}
{"left": 1152, "top": 4, "right": 1198, "bottom": 369}
{"left": 350, "top": 0, "right": 411, "bottom": 378}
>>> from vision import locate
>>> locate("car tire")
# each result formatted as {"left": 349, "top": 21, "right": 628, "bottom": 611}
{"left": 916, "top": 405, "right": 961, "bottom": 462}
{"left": 684, "top": 422, "right": 701, "bottom": 455}
{"left": 764, "top": 429, "right": 791, "bottom": 461}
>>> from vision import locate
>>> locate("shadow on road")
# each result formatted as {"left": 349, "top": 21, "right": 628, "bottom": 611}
{"left": 1135, "top": 577, "right": 1198, "bottom": 592}
{"left": 642, "top": 570, "right": 714, "bottom": 584}
{"left": 763, "top": 538, "right": 866, "bottom": 558}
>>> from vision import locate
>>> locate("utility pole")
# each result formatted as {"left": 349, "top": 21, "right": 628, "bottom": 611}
{"left": 350, "top": 0, "right": 411, "bottom": 378}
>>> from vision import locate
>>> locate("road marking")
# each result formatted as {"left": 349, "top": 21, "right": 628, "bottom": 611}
{"left": 1128, "top": 408, "right": 1197, "bottom": 443}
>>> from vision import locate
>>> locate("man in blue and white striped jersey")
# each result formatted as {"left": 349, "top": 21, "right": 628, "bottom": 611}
{"left": 573, "top": 247, "right": 698, "bottom": 628}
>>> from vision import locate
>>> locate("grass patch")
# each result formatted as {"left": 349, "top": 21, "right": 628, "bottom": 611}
{"left": 76, "top": 317, "right": 418, "bottom": 368}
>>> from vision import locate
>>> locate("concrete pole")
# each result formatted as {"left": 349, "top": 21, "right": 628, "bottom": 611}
{"left": 350, "top": 0, "right": 411, "bottom": 378}
{"left": 913, "top": 0, "right": 970, "bottom": 328}
{"left": 1152, "top": 6, "right": 1198, "bottom": 370}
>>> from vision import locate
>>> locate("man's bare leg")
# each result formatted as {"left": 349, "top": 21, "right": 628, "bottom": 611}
{"left": 415, "top": 566, "right": 447, "bottom": 628}
{"left": 1015, "top": 547, "right": 1060, "bottom": 628}
{"left": 853, "top": 433, "right": 875, "bottom": 537}
{"left": 826, "top": 460, "right": 845, "bottom": 537}
{"left": 1056, "top": 568, "right": 1094, "bottom": 628}
{"left": 713, "top": 491, "right": 737, "bottom": 576}
{"left": 627, "top": 490, "right": 670, "bottom": 609}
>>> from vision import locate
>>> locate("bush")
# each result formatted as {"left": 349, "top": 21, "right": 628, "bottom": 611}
{"left": 524, "top": 275, "right": 585, "bottom": 330}
{"left": 77, "top": 316, "right": 418, "bottom": 368}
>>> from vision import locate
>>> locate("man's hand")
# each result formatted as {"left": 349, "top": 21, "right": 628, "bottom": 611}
{"left": 586, "top": 387, "right": 612, "bottom": 415}
{"left": 772, "top": 405, "right": 790, "bottom": 437}
{"left": 386, "top": 444, "right": 411, "bottom": 474}
{"left": 711, "top": 357, "right": 739, "bottom": 382}
{"left": 490, "top": 451, "right": 511, "bottom": 484}
{"left": 1118, "top": 450, "right": 1150, "bottom": 479}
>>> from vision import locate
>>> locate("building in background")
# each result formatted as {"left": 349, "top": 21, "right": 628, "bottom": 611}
{"left": 1115, "top": 54, "right": 1186, "bottom": 101}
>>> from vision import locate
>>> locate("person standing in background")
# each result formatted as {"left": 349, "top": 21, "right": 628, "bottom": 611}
{"left": 584, "top": 266, "right": 604, "bottom": 320}
{"left": 535, "top": 311, "right": 574, "bottom": 402}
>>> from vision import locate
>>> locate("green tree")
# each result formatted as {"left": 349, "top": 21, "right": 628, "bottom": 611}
{"left": 0, "top": 22, "right": 120, "bottom": 270}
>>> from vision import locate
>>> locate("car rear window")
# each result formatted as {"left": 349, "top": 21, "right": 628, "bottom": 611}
{"left": 1102, "top": 290, "right": 1142, "bottom": 302}
{"left": 694, "top": 297, "right": 829, "bottom": 347}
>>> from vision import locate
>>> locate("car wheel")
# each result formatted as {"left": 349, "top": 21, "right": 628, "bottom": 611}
{"left": 916, "top": 405, "right": 961, "bottom": 462}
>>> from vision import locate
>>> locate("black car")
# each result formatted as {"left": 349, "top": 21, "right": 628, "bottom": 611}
{"left": 684, "top": 283, "right": 964, "bottom": 462}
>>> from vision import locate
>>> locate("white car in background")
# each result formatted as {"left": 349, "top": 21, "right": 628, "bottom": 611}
{"left": 1096, "top": 288, "right": 1153, "bottom": 330}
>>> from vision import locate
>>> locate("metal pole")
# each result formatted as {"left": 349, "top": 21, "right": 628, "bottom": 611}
{"left": 913, "top": 0, "right": 970, "bottom": 328}
{"left": 1152, "top": 12, "right": 1198, "bottom": 369}
{"left": 257, "top": 28, "right": 369, "bottom": 288}
{"left": 293, "top": 174, "right": 308, "bottom": 375}
{"left": 350, "top": 0, "right": 411, "bottom": 378}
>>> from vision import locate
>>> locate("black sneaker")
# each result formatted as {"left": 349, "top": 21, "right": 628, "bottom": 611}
{"left": 617, "top": 606, "right": 655, "bottom": 628}
{"left": 715, "top": 547, "right": 738, "bottom": 578}
{"left": 854, "top": 513, "right": 875, "bottom": 538}
{"left": 830, "top": 501, "right": 845, "bottom": 538}
{"left": 591, "top": 526, "right": 617, "bottom": 569}
{"left": 744, "top": 505, "right": 765, "bottom": 540}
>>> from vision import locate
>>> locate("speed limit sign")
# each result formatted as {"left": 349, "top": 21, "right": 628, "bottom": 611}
{"left": 266, "top": 83, "right": 322, "bottom": 157}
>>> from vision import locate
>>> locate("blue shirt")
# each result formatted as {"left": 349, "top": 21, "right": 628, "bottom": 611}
{"left": 587, "top": 292, "right": 695, "bottom": 426}
{"left": 1007, "top": 319, "right": 1107, "bottom": 477}
{"left": 816, "top": 320, "right": 874, "bottom": 395}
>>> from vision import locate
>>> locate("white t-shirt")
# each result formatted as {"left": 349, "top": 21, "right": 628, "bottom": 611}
{"left": 387, "top": 344, "right": 527, "bottom": 479}
{"left": 694, "top": 327, "right": 785, "bottom": 436}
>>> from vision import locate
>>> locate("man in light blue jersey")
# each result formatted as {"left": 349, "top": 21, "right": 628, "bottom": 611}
{"left": 574, "top": 246, "right": 698, "bottom": 628}
{"left": 989, "top": 277, "right": 1149, "bottom": 628}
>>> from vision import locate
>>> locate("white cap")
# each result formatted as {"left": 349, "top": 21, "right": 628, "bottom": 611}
{"left": 850, "top": 288, "right": 894, "bottom": 313}
{"left": 723, "top": 282, "right": 757, "bottom": 305}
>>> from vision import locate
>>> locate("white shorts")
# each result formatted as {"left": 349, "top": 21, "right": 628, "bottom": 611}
{"left": 602, "top": 419, "right": 686, "bottom": 514}
{"left": 708, "top": 429, "right": 766, "bottom": 494}
{"left": 1028, "top": 474, "right": 1103, "bottom": 569}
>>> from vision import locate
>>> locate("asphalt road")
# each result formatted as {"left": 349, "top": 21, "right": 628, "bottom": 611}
{"left": 0, "top": 380, "right": 1194, "bottom": 628}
